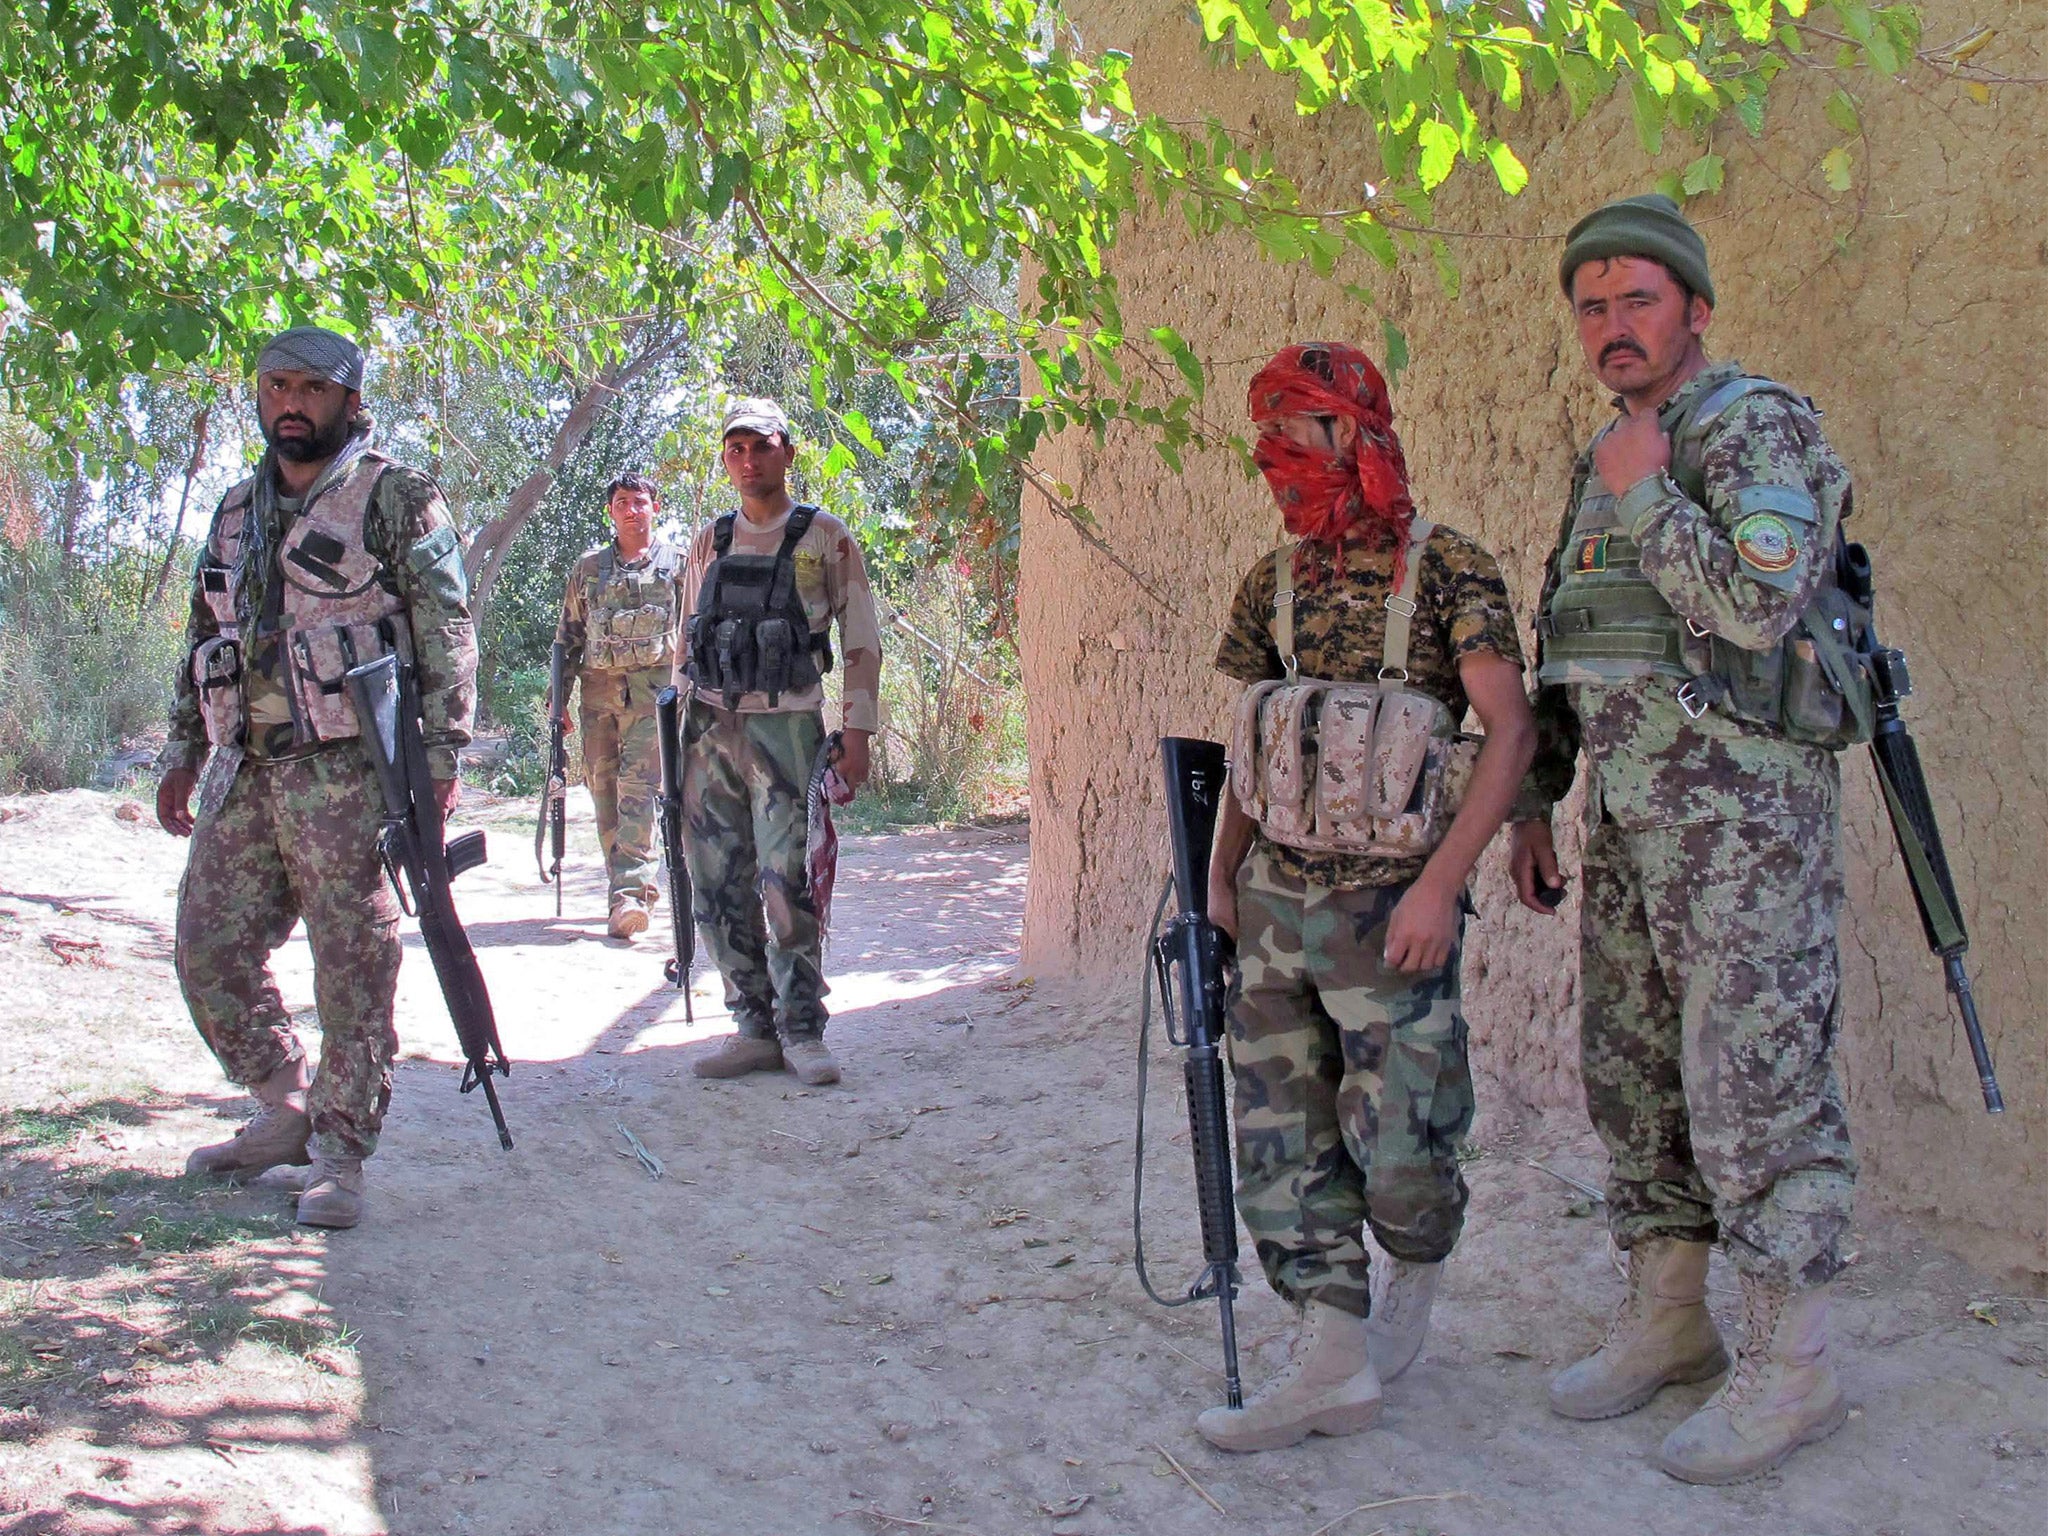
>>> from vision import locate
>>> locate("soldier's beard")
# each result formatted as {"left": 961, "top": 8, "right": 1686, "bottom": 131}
{"left": 263, "top": 411, "right": 353, "bottom": 464}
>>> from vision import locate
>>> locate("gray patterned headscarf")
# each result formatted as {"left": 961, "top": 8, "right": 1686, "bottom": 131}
{"left": 255, "top": 325, "right": 366, "bottom": 391}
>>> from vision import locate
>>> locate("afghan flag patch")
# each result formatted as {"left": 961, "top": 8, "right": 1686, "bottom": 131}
{"left": 1572, "top": 533, "right": 1610, "bottom": 574}
{"left": 1733, "top": 513, "right": 1800, "bottom": 574}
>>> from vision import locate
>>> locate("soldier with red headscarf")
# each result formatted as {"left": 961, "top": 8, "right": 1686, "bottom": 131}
{"left": 1197, "top": 343, "right": 1535, "bottom": 1452}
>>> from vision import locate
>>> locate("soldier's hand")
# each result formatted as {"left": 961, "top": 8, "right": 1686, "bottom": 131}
{"left": 434, "top": 776, "right": 461, "bottom": 816}
{"left": 156, "top": 768, "right": 198, "bottom": 838}
{"left": 1207, "top": 873, "right": 1239, "bottom": 942}
{"left": 1594, "top": 406, "right": 1671, "bottom": 498}
{"left": 836, "top": 729, "right": 873, "bottom": 792}
{"left": 1511, "top": 820, "right": 1566, "bottom": 915}
{"left": 1385, "top": 876, "right": 1459, "bottom": 974}
{"left": 559, "top": 711, "right": 575, "bottom": 736}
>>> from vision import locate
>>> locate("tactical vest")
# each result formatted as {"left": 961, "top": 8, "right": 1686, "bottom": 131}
{"left": 1229, "top": 520, "right": 1479, "bottom": 859}
{"left": 1537, "top": 375, "right": 1874, "bottom": 750}
{"left": 686, "top": 505, "right": 834, "bottom": 708}
{"left": 192, "top": 452, "right": 413, "bottom": 750}
{"left": 581, "top": 540, "right": 683, "bottom": 671}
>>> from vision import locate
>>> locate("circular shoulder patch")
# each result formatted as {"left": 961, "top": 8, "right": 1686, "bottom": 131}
{"left": 1733, "top": 513, "right": 1800, "bottom": 574}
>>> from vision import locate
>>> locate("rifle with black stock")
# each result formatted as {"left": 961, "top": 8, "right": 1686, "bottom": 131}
{"left": 534, "top": 641, "right": 568, "bottom": 916}
{"left": 1133, "top": 735, "right": 1244, "bottom": 1410}
{"left": 1840, "top": 541, "right": 2003, "bottom": 1114}
{"left": 655, "top": 685, "right": 694, "bottom": 1020}
{"left": 345, "top": 649, "right": 515, "bottom": 1150}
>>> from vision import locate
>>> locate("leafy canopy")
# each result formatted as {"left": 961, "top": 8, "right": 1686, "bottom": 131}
{"left": 3, "top": 2, "right": 1923, "bottom": 491}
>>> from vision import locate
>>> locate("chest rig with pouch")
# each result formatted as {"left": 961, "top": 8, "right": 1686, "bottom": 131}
{"left": 1229, "top": 521, "right": 1479, "bottom": 859}
{"left": 1537, "top": 375, "right": 1874, "bottom": 750}
{"left": 190, "top": 451, "right": 415, "bottom": 752}
{"left": 583, "top": 541, "right": 683, "bottom": 671}
{"left": 687, "top": 504, "right": 834, "bottom": 708}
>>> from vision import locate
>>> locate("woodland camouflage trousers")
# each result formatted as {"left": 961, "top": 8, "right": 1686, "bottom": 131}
{"left": 1580, "top": 812, "right": 1856, "bottom": 1288}
{"left": 681, "top": 698, "right": 827, "bottom": 1041}
{"left": 579, "top": 665, "right": 666, "bottom": 906}
{"left": 1227, "top": 842, "right": 1475, "bottom": 1320}
{"left": 174, "top": 747, "right": 401, "bottom": 1158}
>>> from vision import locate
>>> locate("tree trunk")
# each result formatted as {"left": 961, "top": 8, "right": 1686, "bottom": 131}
{"left": 146, "top": 405, "right": 213, "bottom": 611}
{"left": 463, "top": 326, "right": 687, "bottom": 615}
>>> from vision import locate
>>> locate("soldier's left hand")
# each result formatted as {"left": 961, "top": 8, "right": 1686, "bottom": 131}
{"left": 434, "top": 776, "right": 460, "bottom": 816}
{"left": 1594, "top": 406, "right": 1671, "bottom": 497}
{"left": 1384, "top": 877, "right": 1460, "bottom": 974}
{"left": 836, "top": 730, "right": 872, "bottom": 793}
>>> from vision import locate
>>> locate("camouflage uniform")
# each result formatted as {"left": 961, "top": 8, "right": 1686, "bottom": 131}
{"left": 555, "top": 539, "right": 686, "bottom": 907}
{"left": 1216, "top": 526, "right": 1523, "bottom": 1317}
{"left": 1516, "top": 360, "right": 1858, "bottom": 1289}
{"left": 163, "top": 452, "right": 475, "bottom": 1158}
{"left": 675, "top": 507, "right": 882, "bottom": 1042}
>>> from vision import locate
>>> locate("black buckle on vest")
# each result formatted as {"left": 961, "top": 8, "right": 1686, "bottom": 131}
{"left": 1540, "top": 609, "right": 1597, "bottom": 638}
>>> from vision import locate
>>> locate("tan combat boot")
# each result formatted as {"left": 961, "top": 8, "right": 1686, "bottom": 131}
{"left": 1548, "top": 1238, "right": 1728, "bottom": 1420}
{"left": 1195, "top": 1300, "right": 1382, "bottom": 1453}
{"left": 185, "top": 1058, "right": 312, "bottom": 1177}
{"left": 1656, "top": 1277, "right": 1848, "bottom": 1484}
{"left": 295, "top": 1150, "right": 367, "bottom": 1230}
{"left": 781, "top": 1037, "right": 841, "bottom": 1087}
{"left": 608, "top": 897, "right": 649, "bottom": 939}
{"left": 1365, "top": 1257, "right": 1442, "bottom": 1382}
{"left": 691, "top": 1035, "right": 786, "bottom": 1079}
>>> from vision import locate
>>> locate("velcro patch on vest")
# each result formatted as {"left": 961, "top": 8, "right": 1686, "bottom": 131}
{"left": 286, "top": 544, "right": 350, "bottom": 589}
{"left": 1572, "top": 533, "right": 1610, "bottom": 574}
{"left": 1733, "top": 513, "right": 1800, "bottom": 574}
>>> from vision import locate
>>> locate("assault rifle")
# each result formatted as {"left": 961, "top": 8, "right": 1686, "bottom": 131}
{"left": 1840, "top": 544, "right": 2003, "bottom": 1113}
{"left": 346, "top": 651, "right": 515, "bottom": 1150}
{"left": 655, "top": 685, "right": 694, "bottom": 1020}
{"left": 1134, "top": 735, "right": 1244, "bottom": 1409}
{"left": 534, "top": 641, "right": 568, "bottom": 915}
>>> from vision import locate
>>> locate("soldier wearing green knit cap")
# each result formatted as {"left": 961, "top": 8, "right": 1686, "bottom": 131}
{"left": 1507, "top": 193, "right": 1863, "bottom": 1484}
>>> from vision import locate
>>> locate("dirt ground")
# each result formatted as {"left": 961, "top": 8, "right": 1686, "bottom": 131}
{"left": 2, "top": 786, "right": 2044, "bottom": 1536}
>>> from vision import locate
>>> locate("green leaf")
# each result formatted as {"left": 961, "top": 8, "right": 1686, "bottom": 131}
{"left": 1822, "top": 145, "right": 1854, "bottom": 193}
{"left": 1380, "top": 319, "right": 1409, "bottom": 386}
{"left": 1484, "top": 141, "right": 1529, "bottom": 196}
{"left": 1824, "top": 89, "right": 1861, "bottom": 137}
{"left": 1680, "top": 153, "right": 1725, "bottom": 195}
{"left": 1416, "top": 120, "right": 1459, "bottom": 191}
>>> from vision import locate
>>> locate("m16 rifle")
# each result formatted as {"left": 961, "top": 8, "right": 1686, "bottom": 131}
{"left": 655, "top": 685, "right": 694, "bottom": 1020}
{"left": 1133, "top": 735, "right": 1244, "bottom": 1409}
{"left": 1840, "top": 542, "right": 2002, "bottom": 1113}
{"left": 346, "top": 650, "right": 514, "bottom": 1150}
{"left": 534, "top": 642, "right": 568, "bottom": 915}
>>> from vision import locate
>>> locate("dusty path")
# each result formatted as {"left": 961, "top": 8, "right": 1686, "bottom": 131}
{"left": 2, "top": 788, "right": 2044, "bottom": 1535}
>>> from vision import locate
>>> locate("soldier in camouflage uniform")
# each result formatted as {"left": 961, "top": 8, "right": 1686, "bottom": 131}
{"left": 1510, "top": 194, "right": 1859, "bottom": 1483}
{"left": 1196, "top": 344, "right": 1536, "bottom": 1453}
{"left": 675, "top": 399, "right": 882, "bottom": 1088}
{"left": 156, "top": 326, "right": 476, "bottom": 1231}
{"left": 554, "top": 473, "right": 686, "bottom": 938}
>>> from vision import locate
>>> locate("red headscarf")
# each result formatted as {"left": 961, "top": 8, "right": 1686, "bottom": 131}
{"left": 1248, "top": 343, "right": 1416, "bottom": 587}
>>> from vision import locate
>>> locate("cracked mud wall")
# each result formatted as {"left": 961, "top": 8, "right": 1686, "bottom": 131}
{"left": 1020, "top": 1, "right": 2046, "bottom": 1276}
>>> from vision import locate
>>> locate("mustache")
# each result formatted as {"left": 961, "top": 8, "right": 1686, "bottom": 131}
{"left": 273, "top": 413, "right": 314, "bottom": 431}
{"left": 1600, "top": 340, "right": 1646, "bottom": 364}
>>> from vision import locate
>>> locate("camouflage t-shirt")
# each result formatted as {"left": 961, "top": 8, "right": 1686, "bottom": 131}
{"left": 1215, "top": 522, "right": 1525, "bottom": 890}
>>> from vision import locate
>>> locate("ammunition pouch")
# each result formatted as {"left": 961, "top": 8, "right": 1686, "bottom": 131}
{"left": 191, "top": 635, "right": 245, "bottom": 749}
{"left": 286, "top": 618, "right": 413, "bottom": 743}
{"left": 1228, "top": 517, "right": 1476, "bottom": 859}
{"left": 583, "top": 543, "right": 683, "bottom": 671}
{"left": 686, "top": 505, "right": 832, "bottom": 708}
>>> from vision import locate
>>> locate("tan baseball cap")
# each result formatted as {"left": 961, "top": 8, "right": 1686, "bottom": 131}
{"left": 720, "top": 397, "right": 793, "bottom": 440}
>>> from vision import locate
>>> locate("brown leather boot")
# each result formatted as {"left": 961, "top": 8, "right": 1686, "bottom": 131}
{"left": 185, "top": 1058, "right": 312, "bottom": 1177}
{"left": 295, "top": 1150, "right": 366, "bottom": 1230}
{"left": 1656, "top": 1277, "right": 1848, "bottom": 1484}
{"left": 1549, "top": 1238, "right": 1728, "bottom": 1419}
{"left": 608, "top": 897, "right": 649, "bottom": 939}
{"left": 781, "top": 1037, "right": 841, "bottom": 1087}
{"left": 691, "top": 1035, "right": 786, "bottom": 1079}
{"left": 1195, "top": 1300, "right": 1382, "bottom": 1452}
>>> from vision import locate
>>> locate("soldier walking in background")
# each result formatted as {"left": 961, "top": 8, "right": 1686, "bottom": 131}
{"left": 677, "top": 399, "right": 882, "bottom": 1088}
{"left": 155, "top": 326, "right": 477, "bottom": 1230}
{"left": 554, "top": 473, "right": 686, "bottom": 939}
{"left": 1511, "top": 194, "right": 1862, "bottom": 1483}
{"left": 1195, "top": 344, "right": 1535, "bottom": 1452}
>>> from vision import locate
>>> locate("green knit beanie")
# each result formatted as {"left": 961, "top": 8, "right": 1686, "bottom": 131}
{"left": 1559, "top": 193, "right": 1714, "bottom": 308}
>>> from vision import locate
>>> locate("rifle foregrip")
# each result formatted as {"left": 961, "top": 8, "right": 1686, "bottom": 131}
{"left": 1183, "top": 1045, "right": 1239, "bottom": 1265}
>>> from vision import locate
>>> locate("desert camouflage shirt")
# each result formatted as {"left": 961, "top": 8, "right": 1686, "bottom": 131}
{"left": 675, "top": 505, "right": 884, "bottom": 732}
{"left": 1216, "top": 522, "right": 1525, "bottom": 889}
{"left": 1514, "top": 362, "right": 1851, "bottom": 829}
{"left": 163, "top": 463, "right": 477, "bottom": 779}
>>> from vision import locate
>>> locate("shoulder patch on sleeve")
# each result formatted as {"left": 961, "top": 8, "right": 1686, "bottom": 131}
{"left": 406, "top": 523, "right": 469, "bottom": 607}
{"left": 1732, "top": 512, "right": 1804, "bottom": 589}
